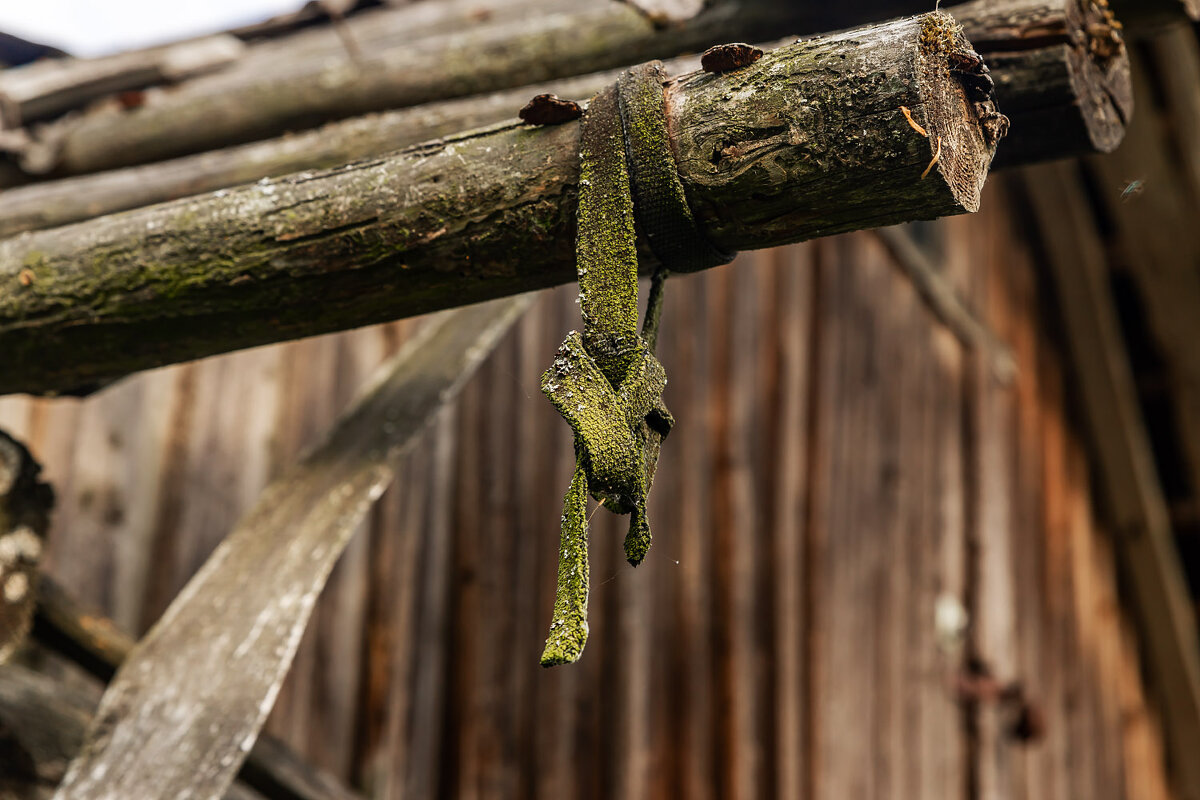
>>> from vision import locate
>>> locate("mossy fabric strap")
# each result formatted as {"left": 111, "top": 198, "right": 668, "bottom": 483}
{"left": 618, "top": 61, "right": 734, "bottom": 274}
{"left": 541, "top": 63, "right": 707, "bottom": 667}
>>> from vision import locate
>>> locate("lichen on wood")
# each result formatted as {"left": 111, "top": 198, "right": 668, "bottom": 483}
{"left": 0, "top": 429, "right": 52, "bottom": 664}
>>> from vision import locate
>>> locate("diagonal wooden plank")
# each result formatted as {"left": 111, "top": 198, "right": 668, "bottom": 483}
{"left": 53, "top": 294, "right": 532, "bottom": 800}
{"left": 30, "top": 576, "right": 363, "bottom": 800}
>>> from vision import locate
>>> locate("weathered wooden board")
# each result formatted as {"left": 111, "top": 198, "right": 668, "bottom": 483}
{"left": 0, "top": 200, "right": 1179, "bottom": 798}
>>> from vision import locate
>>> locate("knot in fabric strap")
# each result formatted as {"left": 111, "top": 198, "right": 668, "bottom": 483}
{"left": 540, "top": 63, "right": 710, "bottom": 667}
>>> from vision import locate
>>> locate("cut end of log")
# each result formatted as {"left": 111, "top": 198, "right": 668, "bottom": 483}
{"left": 914, "top": 12, "right": 1001, "bottom": 215}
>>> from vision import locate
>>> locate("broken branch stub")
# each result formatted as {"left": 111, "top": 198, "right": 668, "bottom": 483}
{"left": 0, "top": 15, "right": 997, "bottom": 396}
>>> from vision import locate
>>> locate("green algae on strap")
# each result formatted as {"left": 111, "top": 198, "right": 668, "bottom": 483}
{"left": 575, "top": 85, "right": 641, "bottom": 385}
{"left": 617, "top": 62, "right": 732, "bottom": 272}
{"left": 540, "top": 461, "right": 591, "bottom": 667}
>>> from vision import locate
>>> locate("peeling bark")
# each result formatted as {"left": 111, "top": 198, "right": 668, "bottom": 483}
{"left": 0, "top": 17, "right": 996, "bottom": 396}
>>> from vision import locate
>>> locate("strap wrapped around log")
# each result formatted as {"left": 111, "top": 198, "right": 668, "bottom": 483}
{"left": 617, "top": 61, "right": 734, "bottom": 272}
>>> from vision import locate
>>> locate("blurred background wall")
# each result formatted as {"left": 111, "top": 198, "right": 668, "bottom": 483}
{"left": 0, "top": 181, "right": 1175, "bottom": 798}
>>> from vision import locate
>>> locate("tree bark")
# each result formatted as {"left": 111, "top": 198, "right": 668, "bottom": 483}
{"left": 0, "top": 70, "right": 632, "bottom": 238}
{"left": 0, "top": 35, "right": 245, "bottom": 128}
{"left": 774, "top": 0, "right": 1197, "bottom": 34}
{"left": 0, "top": 17, "right": 997, "bottom": 396}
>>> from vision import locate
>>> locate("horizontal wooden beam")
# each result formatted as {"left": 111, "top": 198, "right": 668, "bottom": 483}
{"left": 0, "top": 17, "right": 998, "bottom": 396}
{"left": 787, "top": 0, "right": 1197, "bottom": 34}
{"left": 0, "top": 70, "right": 631, "bottom": 238}
{"left": 0, "top": 35, "right": 245, "bottom": 128}
{"left": 0, "top": 0, "right": 1131, "bottom": 238}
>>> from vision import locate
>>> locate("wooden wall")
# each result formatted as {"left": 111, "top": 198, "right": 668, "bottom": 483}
{"left": 0, "top": 180, "right": 1177, "bottom": 799}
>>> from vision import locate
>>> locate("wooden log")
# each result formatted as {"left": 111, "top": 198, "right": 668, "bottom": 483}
{"left": 0, "top": 0, "right": 1133, "bottom": 238}
{"left": 773, "top": 0, "right": 1197, "bottom": 34}
{"left": 0, "top": 69, "right": 633, "bottom": 238}
{"left": 20, "top": 0, "right": 788, "bottom": 177}
{"left": 0, "top": 17, "right": 998, "bottom": 396}
{"left": 52, "top": 295, "right": 530, "bottom": 800}
{"left": 951, "top": 0, "right": 1131, "bottom": 166}
{"left": 0, "top": 35, "right": 245, "bottom": 129}
{"left": 30, "top": 576, "right": 365, "bottom": 800}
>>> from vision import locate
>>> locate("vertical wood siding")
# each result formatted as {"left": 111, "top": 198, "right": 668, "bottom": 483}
{"left": 0, "top": 181, "right": 1175, "bottom": 799}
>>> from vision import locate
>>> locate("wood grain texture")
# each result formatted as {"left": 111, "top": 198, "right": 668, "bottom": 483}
{"left": 51, "top": 296, "right": 531, "bottom": 800}
{"left": 0, "top": 197, "right": 1178, "bottom": 799}
{"left": 1023, "top": 159, "right": 1200, "bottom": 800}
{"left": 24, "top": 0, "right": 779, "bottom": 175}
{"left": 951, "top": 0, "right": 1132, "bottom": 167}
{"left": 0, "top": 0, "right": 1134, "bottom": 243}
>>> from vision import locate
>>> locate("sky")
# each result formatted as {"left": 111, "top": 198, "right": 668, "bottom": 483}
{"left": 0, "top": 0, "right": 305, "bottom": 57}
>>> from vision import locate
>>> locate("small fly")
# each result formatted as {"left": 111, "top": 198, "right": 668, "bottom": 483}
{"left": 1120, "top": 179, "right": 1145, "bottom": 202}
